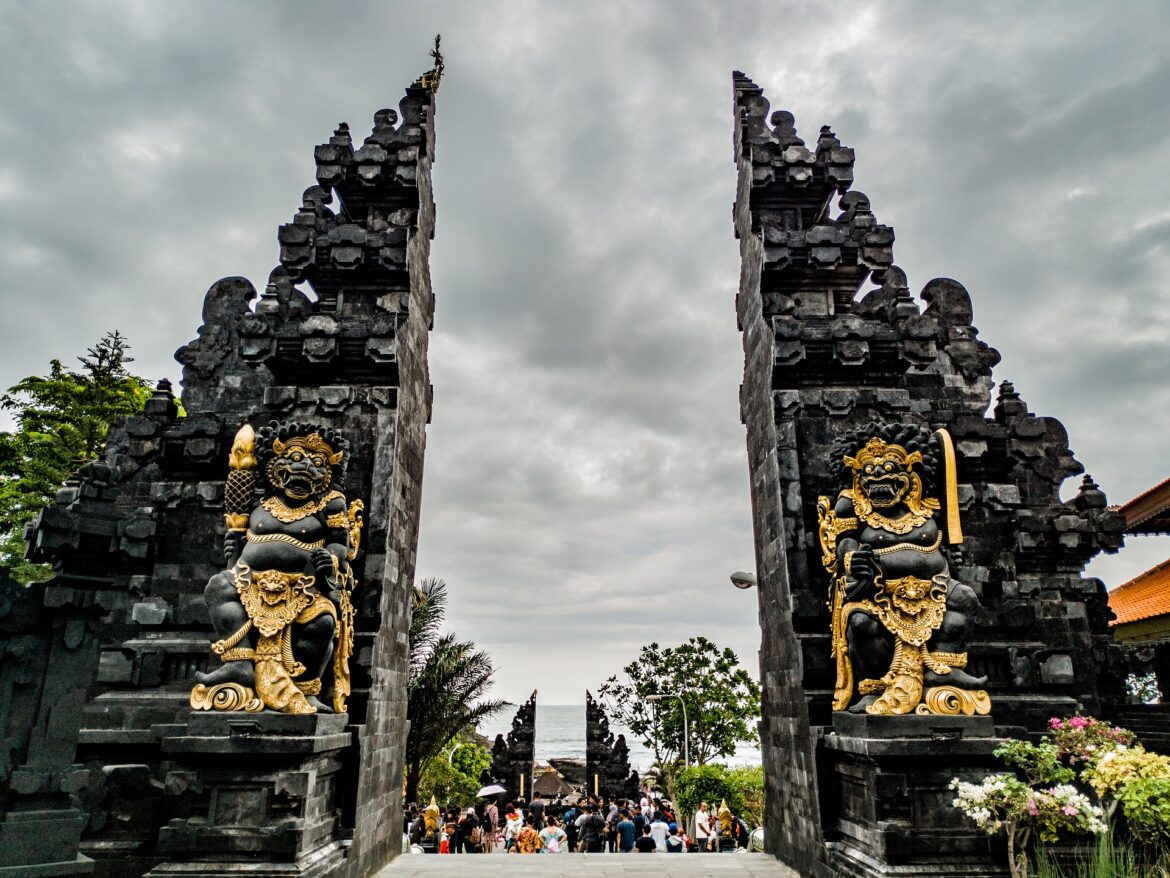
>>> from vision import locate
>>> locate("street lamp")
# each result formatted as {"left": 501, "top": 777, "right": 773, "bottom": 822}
{"left": 646, "top": 693, "right": 689, "bottom": 768}
{"left": 730, "top": 570, "right": 757, "bottom": 589}
{"left": 447, "top": 742, "right": 464, "bottom": 765}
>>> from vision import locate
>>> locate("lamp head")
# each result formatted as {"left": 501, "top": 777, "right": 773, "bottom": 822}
{"left": 730, "top": 571, "right": 757, "bottom": 589}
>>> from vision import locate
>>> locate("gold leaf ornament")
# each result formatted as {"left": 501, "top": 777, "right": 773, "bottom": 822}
{"left": 190, "top": 682, "right": 263, "bottom": 712}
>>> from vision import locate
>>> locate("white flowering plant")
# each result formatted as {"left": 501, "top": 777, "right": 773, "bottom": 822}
{"left": 949, "top": 714, "right": 1170, "bottom": 878}
{"left": 950, "top": 774, "right": 1106, "bottom": 878}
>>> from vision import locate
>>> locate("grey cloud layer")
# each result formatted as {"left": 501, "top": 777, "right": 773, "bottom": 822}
{"left": 1, "top": 1, "right": 1167, "bottom": 703}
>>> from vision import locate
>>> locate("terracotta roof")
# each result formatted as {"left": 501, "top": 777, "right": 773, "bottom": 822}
{"left": 1120, "top": 475, "right": 1170, "bottom": 535}
{"left": 1110, "top": 557, "right": 1170, "bottom": 626}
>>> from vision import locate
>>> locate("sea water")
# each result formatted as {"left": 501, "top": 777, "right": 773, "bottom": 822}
{"left": 480, "top": 704, "right": 762, "bottom": 773}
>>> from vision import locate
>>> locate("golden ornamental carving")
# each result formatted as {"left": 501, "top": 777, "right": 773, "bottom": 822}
{"left": 916, "top": 685, "right": 992, "bottom": 716}
{"left": 191, "top": 682, "right": 263, "bottom": 712}
{"left": 819, "top": 426, "right": 990, "bottom": 717}
{"left": 260, "top": 490, "right": 343, "bottom": 524}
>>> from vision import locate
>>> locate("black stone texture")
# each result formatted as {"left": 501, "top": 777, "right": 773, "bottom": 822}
{"left": 732, "top": 70, "right": 1132, "bottom": 877}
{"left": 3, "top": 71, "right": 439, "bottom": 878}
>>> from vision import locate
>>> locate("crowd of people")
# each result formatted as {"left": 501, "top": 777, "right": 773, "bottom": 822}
{"left": 403, "top": 789, "right": 754, "bottom": 855}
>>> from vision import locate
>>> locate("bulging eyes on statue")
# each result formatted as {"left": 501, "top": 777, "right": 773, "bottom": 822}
{"left": 269, "top": 453, "right": 332, "bottom": 500}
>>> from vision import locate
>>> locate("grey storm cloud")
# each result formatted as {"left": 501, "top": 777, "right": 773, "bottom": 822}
{"left": 1, "top": 1, "right": 1168, "bottom": 704}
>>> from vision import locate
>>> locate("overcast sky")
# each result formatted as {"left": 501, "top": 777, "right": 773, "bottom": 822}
{"left": 2, "top": 2, "right": 1169, "bottom": 707}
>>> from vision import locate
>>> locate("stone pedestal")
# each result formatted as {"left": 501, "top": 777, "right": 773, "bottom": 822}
{"left": 146, "top": 713, "right": 351, "bottom": 878}
{"left": 0, "top": 810, "right": 93, "bottom": 877}
{"left": 820, "top": 714, "right": 1010, "bottom": 878}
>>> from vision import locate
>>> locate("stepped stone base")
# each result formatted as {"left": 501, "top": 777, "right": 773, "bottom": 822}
{"left": 820, "top": 728, "right": 1009, "bottom": 878}
{"left": 146, "top": 713, "right": 351, "bottom": 878}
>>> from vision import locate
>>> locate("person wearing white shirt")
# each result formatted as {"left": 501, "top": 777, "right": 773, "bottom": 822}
{"left": 648, "top": 815, "right": 669, "bottom": 851}
{"left": 693, "top": 803, "right": 710, "bottom": 851}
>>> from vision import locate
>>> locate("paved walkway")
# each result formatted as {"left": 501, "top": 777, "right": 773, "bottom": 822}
{"left": 376, "top": 852, "right": 801, "bottom": 877}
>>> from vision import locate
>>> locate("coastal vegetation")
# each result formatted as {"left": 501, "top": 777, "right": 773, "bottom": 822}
{"left": 675, "top": 763, "right": 765, "bottom": 828}
{"left": 404, "top": 576, "right": 507, "bottom": 803}
{"left": 598, "top": 636, "right": 761, "bottom": 805}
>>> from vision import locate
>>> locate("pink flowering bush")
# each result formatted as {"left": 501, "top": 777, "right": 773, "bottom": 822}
{"left": 1048, "top": 715, "right": 1135, "bottom": 765}
{"left": 951, "top": 715, "right": 1169, "bottom": 877}
{"left": 950, "top": 774, "right": 1105, "bottom": 878}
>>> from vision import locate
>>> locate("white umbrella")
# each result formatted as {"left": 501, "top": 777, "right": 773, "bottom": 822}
{"left": 477, "top": 784, "right": 506, "bottom": 797}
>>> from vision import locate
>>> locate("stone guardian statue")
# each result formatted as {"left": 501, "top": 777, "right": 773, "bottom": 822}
{"left": 190, "top": 421, "right": 363, "bottom": 715}
{"left": 816, "top": 423, "right": 990, "bottom": 716}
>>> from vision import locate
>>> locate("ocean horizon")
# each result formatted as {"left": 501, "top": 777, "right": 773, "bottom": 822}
{"left": 479, "top": 703, "right": 762, "bottom": 774}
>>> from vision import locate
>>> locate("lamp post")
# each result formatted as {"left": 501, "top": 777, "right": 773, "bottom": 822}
{"left": 646, "top": 693, "right": 689, "bottom": 768}
{"left": 447, "top": 742, "right": 464, "bottom": 765}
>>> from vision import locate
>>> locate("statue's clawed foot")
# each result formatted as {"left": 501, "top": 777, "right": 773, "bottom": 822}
{"left": 848, "top": 694, "right": 879, "bottom": 713}
{"left": 304, "top": 695, "right": 333, "bottom": 713}
{"left": 925, "top": 667, "right": 987, "bottom": 689}
{"left": 195, "top": 659, "right": 255, "bottom": 688}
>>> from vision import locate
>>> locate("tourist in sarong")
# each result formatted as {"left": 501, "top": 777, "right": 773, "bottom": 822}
{"left": 483, "top": 800, "right": 499, "bottom": 851}
{"left": 511, "top": 815, "right": 542, "bottom": 853}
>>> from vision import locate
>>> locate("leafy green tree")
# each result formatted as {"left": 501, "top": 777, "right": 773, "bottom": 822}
{"left": 598, "top": 636, "right": 761, "bottom": 768}
{"left": 0, "top": 331, "right": 153, "bottom": 582}
{"left": 727, "top": 765, "right": 765, "bottom": 827}
{"left": 404, "top": 577, "right": 508, "bottom": 803}
{"left": 675, "top": 763, "right": 744, "bottom": 821}
{"left": 416, "top": 739, "right": 493, "bottom": 807}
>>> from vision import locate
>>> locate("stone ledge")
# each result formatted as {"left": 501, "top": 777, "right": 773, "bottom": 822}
{"left": 831, "top": 711, "right": 996, "bottom": 740}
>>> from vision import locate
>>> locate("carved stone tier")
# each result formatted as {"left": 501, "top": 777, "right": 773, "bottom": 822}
{"left": 733, "top": 70, "right": 1128, "bottom": 877}
{"left": 147, "top": 713, "right": 350, "bottom": 877}
{"left": 821, "top": 725, "right": 1010, "bottom": 878}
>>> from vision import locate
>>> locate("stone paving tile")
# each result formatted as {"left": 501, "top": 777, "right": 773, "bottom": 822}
{"left": 376, "top": 852, "right": 801, "bottom": 877}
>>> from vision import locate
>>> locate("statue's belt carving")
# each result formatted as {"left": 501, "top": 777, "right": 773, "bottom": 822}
{"left": 205, "top": 563, "right": 337, "bottom": 714}
{"left": 245, "top": 529, "right": 326, "bottom": 551}
{"left": 873, "top": 531, "right": 942, "bottom": 556}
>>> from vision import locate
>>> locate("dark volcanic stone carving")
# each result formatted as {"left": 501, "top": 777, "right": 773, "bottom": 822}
{"left": 819, "top": 423, "right": 989, "bottom": 718}
{"left": 732, "top": 71, "right": 1127, "bottom": 877}
{"left": 585, "top": 691, "right": 639, "bottom": 799}
{"left": 490, "top": 691, "right": 536, "bottom": 803}
{"left": 5, "top": 64, "right": 441, "bottom": 878}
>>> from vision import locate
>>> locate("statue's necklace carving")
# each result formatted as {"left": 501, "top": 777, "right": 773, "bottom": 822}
{"left": 858, "top": 508, "right": 930, "bottom": 535}
{"left": 846, "top": 488, "right": 936, "bottom": 535}
{"left": 260, "top": 491, "right": 340, "bottom": 523}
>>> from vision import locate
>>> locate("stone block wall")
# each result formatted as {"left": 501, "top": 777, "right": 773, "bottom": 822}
{"left": 732, "top": 71, "right": 1129, "bottom": 875}
{"left": 3, "top": 70, "right": 440, "bottom": 877}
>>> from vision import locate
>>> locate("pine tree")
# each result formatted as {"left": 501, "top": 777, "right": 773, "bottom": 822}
{"left": 0, "top": 331, "right": 153, "bottom": 582}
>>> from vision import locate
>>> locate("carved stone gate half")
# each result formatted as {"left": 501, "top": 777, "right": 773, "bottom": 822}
{"left": 1, "top": 62, "right": 441, "bottom": 878}
{"left": 733, "top": 72, "right": 1133, "bottom": 877}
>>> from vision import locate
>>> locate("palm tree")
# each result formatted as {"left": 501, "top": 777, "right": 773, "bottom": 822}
{"left": 403, "top": 578, "right": 508, "bottom": 803}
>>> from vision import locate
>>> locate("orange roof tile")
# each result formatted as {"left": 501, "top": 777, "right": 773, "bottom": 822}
{"left": 1110, "top": 557, "right": 1170, "bottom": 626}
{"left": 1120, "top": 475, "right": 1170, "bottom": 534}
